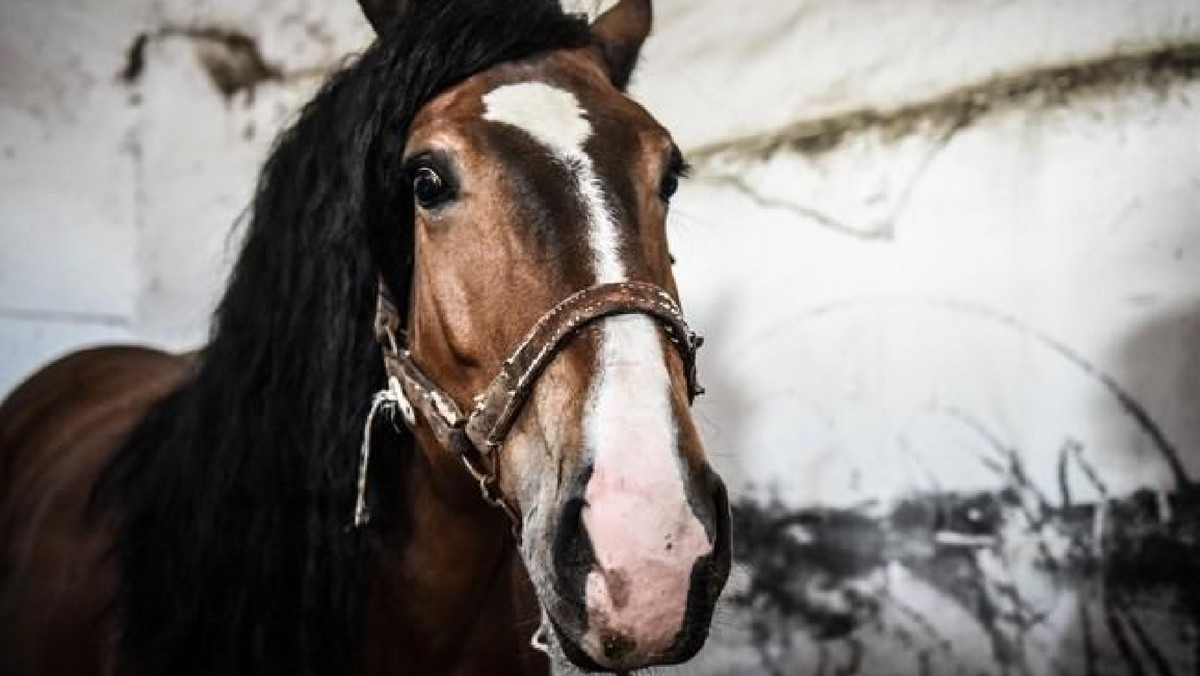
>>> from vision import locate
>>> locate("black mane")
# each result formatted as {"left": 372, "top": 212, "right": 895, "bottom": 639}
{"left": 93, "top": 3, "right": 590, "bottom": 675}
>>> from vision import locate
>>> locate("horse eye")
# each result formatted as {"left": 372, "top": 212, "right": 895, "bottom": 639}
{"left": 660, "top": 173, "right": 680, "bottom": 203}
{"left": 412, "top": 166, "right": 452, "bottom": 208}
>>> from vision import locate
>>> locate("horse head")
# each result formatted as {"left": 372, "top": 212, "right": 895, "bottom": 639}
{"left": 361, "top": 0, "right": 732, "bottom": 670}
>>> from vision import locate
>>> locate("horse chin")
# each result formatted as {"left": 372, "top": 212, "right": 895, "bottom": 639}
{"left": 541, "top": 610, "right": 711, "bottom": 674}
{"left": 527, "top": 557, "right": 725, "bottom": 673}
{"left": 543, "top": 615, "right": 612, "bottom": 673}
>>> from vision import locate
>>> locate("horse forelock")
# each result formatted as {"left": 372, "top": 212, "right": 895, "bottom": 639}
{"left": 91, "top": 3, "right": 591, "bottom": 675}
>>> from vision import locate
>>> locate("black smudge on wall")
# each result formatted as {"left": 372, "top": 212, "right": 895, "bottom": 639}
{"left": 728, "top": 449, "right": 1200, "bottom": 674}
{"left": 120, "top": 27, "right": 282, "bottom": 100}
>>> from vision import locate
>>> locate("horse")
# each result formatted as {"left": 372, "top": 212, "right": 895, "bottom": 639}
{"left": 0, "top": 0, "right": 732, "bottom": 674}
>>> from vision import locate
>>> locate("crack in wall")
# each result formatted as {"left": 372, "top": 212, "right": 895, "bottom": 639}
{"left": 706, "top": 115, "right": 968, "bottom": 242}
{"left": 689, "top": 42, "right": 1200, "bottom": 166}
{"left": 700, "top": 173, "right": 889, "bottom": 240}
{"left": 688, "top": 42, "right": 1200, "bottom": 242}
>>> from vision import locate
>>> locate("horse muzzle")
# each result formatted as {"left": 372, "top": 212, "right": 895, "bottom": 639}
{"left": 545, "top": 464, "right": 731, "bottom": 672}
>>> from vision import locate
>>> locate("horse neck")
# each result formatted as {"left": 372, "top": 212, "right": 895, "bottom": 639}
{"left": 364, "top": 433, "right": 545, "bottom": 675}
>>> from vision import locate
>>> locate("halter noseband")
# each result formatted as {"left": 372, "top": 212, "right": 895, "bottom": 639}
{"left": 354, "top": 280, "right": 704, "bottom": 529}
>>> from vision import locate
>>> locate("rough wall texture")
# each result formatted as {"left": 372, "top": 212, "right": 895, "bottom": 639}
{"left": 2, "top": 0, "right": 1199, "bottom": 674}
{"left": 0, "top": 0, "right": 372, "bottom": 387}
{"left": 646, "top": 2, "right": 1200, "bottom": 674}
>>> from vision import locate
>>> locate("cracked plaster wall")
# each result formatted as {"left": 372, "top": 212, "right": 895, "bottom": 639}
{"left": 2, "top": 0, "right": 1200, "bottom": 674}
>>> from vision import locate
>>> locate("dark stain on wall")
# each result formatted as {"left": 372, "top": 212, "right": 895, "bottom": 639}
{"left": 119, "top": 34, "right": 149, "bottom": 84}
{"left": 119, "top": 27, "right": 283, "bottom": 100}
{"left": 729, "top": 443, "right": 1200, "bottom": 675}
{"left": 692, "top": 42, "right": 1200, "bottom": 164}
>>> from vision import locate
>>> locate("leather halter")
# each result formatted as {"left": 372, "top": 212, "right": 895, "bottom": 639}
{"left": 366, "top": 279, "right": 704, "bottom": 526}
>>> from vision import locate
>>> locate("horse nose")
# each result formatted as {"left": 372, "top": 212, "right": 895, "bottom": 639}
{"left": 575, "top": 462, "right": 724, "bottom": 664}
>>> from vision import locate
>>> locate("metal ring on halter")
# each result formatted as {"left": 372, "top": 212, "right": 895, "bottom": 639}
{"left": 459, "top": 452, "right": 495, "bottom": 499}
{"left": 459, "top": 451, "right": 520, "bottom": 529}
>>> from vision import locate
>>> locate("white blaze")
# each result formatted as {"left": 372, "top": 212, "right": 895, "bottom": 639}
{"left": 483, "top": 82, "right": 710, "bottom": 655}
{"left": 482, "top": 82, "right": 623, "bottom": 281}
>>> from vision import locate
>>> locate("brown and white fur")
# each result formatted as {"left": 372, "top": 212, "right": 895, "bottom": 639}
{"left": 0, "top": 1, "right": 730, "bottom": 674}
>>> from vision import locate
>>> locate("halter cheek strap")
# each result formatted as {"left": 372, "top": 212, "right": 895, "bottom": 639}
{"left": 355, "top": 279, "right": 704, "bottom": 529}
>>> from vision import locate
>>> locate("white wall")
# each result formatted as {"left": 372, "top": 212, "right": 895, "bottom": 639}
{"left": 635, "top": 2, "right": 1200, "bottom": 673}
{"left": 2, "top": 1, "right": 1198, "bottom": 673}
{"left": 0, "top": 0, "right": 372, "bottom": 389}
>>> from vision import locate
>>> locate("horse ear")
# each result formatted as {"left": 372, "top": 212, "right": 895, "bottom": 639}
{"left": 357, "top": 0, "right": 417, "bottom": 33}
{"left": 590, "top": 0, "right": 653, "bottom": 90}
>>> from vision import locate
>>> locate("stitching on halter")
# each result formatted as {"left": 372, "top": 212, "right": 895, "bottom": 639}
{"left": 358, "top": 280, "right": 704, "bottom": 533}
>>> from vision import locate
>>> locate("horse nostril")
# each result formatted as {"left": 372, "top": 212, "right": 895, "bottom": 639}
{"left": 658, "top": 466, "right": 732, "bottom": 663}
{"left": 694, "top": 464, "right": 731, "bottom": 549}
{"left": 600, "top": 629, "right": 637, "bottom": 663}
{"left": 553, "top": 462, "right": 593, "bottom": 563}
{"left": 551, "top": 476, "right": 595, "bottom": 630}
{"left": 710, "top": 470, "right": 730, "bottom": 534}
{"left": 707, "top": 467, "right": 733, "bottom": 580}
{"left": 553, "top": 494, "right": 590, "bottom": 571}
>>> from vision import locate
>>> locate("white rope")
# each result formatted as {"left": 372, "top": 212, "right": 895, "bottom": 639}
{"left": 530, "top": 613, "right": 553, "bottom": 657}
{"left": 352, "top": 377, "right": 410, "bottom": 528}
